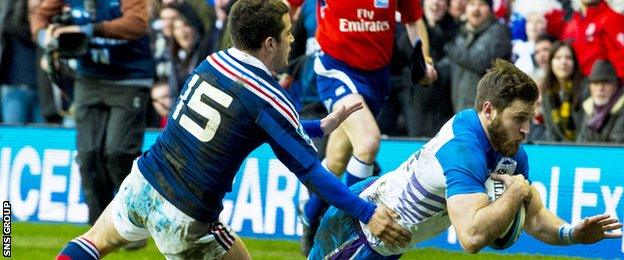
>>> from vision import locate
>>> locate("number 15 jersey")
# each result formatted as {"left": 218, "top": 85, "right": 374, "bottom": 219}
{"left": 137, "top": 48, "right": 318, "bottom": 223}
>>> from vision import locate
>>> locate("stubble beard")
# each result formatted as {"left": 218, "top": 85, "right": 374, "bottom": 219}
{"left": 488, "top": 117, "right": 521, "bottom": 157}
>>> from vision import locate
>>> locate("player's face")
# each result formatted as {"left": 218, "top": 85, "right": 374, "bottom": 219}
{"left": 488, "top": 100, "right": 535, "bottom": 156}
{"left": 271, "top": 14, "right": 294, "bottom": 71}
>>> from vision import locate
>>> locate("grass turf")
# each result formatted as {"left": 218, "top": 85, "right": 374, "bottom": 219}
{"left": 9, "top": 222, "right": 581, "bottom": 259}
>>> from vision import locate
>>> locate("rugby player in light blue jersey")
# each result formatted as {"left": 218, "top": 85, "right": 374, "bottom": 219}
{"left": 55, "top": 1, "right": 411, "bottom": 259}
{"left": 309, "top": 59, "right": 622, "bottom": 259}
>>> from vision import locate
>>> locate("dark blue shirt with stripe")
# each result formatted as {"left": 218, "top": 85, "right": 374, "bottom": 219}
{"left": 138, "top": 49, "right": 375, "bottom": 223}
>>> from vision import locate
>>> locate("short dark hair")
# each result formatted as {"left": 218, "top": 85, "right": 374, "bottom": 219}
{"left": 535, "top": 33, "right": 556, "bottom": 44}
{"left": 474, "top": 59, "right": 539, "bottom": 112}
{"left": 228, "top": 0, "right": 289, "bottom": 51}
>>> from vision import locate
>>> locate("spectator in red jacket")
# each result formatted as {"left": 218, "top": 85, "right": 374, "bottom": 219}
{"left": 561, "top": 0, "right": 624, "bottom": 80}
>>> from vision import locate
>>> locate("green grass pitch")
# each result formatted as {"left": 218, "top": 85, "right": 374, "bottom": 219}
{"left": 9, "top": 222, "right": 582, "bottom": 259}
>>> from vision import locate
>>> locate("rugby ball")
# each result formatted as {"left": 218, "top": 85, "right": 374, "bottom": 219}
{"left": 484, "top": 177, "right": 526, "bottom": 250}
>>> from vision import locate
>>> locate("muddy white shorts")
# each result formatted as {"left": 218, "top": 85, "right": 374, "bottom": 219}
{"left": 110, "top": 161, "right": 236, "bottom": 259}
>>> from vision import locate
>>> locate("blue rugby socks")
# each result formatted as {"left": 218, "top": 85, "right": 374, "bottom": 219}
{"left": 57, "top": 237, "right": 100, "bottom": 260}
{"left": 345, "top": 156, "right": 373, "bottom": 186}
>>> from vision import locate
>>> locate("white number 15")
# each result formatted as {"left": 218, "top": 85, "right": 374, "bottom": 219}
{"left": 172, "top": 75, "right": 233, "bottom": 142}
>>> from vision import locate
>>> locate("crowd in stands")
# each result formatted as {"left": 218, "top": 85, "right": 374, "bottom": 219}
{"left": 1, "top": 0, "right": 623, "bottom": 145}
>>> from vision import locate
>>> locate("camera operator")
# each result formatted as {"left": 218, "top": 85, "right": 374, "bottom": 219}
{"left": 30, "top": 0, "right": 155, "bottom": 249}
{"left": 1, "top": 0, "right": 42, "bottom": 124}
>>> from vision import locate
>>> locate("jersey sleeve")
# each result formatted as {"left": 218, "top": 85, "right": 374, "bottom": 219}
{"left": 256, "top": 107, "right": 318, "bottom": 173}
{"left": 301, "top": 119, "right": 324, "bottom": 138}
{"left": 436, "top": 140, "right": 489, "bottom": 198}
{"left": 398, "top": 0, "right": 423, "bottom": 23}
{"left": 256, "top": 107, "right": 376, "bottom": 223}
{"left": 513, "top": 146, "right": 530, "bottom": 181}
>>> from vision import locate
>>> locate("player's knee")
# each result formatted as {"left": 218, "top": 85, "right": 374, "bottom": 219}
{"left": 352, "top": 136, "right": 380, "bottom": 162}
{"left": 83, "top": 218, "right": 129, "bottom": 255}
{"left": 324, "top": 159, "right": 346, "bottom": 176}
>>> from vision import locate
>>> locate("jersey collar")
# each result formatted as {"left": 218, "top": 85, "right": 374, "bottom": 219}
{"left": 227, "top": 47, "right": 272, "bottom": 76}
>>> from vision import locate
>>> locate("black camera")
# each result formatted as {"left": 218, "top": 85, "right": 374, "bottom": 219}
{"left": 48, "top": 10, "right": 89, "bottom": 58}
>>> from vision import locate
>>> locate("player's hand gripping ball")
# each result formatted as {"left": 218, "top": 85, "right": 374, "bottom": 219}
{"left": 485, "top": 177, "right": 526, "bottom": 249}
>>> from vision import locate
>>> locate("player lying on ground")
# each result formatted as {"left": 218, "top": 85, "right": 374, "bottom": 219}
{"left": 309, "top": 59, "right": 623, "bottom": 259}
{"left": 55, "top": 0, "right": 411, "bottom": 259}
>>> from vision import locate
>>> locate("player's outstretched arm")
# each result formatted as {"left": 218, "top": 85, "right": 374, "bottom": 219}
{"left": 524, "top": 186, "right": 623, "bottom": 245}
{"left": 447, "top": 174, "right": 532, "bottom": 254}
{"left": 300, "top": 102, "right": 363, "bottom": 138}
{"left": 298, "top": 162, "right": 411, "bottom": 248}
{"left": 258, "top": 107, "right": 408, "bottom": 247}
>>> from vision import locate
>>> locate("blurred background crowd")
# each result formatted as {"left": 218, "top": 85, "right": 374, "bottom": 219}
{"left": 1, "top": 0, "right": 624, "bottom": 145}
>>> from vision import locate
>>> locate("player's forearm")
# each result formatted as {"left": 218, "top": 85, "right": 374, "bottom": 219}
{"left": 299, "top": 161, "right": 377, "bottom": 223}
{"left": 527, "top": 208, "right": 568, "bottom": 245}
{"left": 453, "top": 191, "right": 524, "bottom": 253}
{"left": 473, "top": 195, "right": 523, "bottom": 249}
{"left": 524, "top": 187, "right": 568, "bottom": 245}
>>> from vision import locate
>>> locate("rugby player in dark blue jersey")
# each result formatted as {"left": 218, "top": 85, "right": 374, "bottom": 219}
{"left": 56, "top": 0, "right": 411, "bottom": 259}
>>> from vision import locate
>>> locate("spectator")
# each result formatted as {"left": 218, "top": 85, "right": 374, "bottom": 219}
{"left": 150, "top": 80, "right": 171, "bottom": 128}
{"left": 578, "top": 60, "right": 624, "bottom": 143}
{"left": 379, "top": 0, "right": 457, "bottom": 137}
{"left": 527, "top": 87, "right": 548, "bottom": 143}
{"left": 204, "top": 0, "right": 236, "bottom": 52}
{"left": 445, "top": 0, "right": 511, "bottom": 112}
{"left": 31, "top": 0, "right": 155, "bottom": 252}
{"left": 149, "top": 4, "right": 176, "bottom": 81}
{"left": 512, "top": 11, "right": 547, "bottom": 74}
{"left": 541, "top": 41, "right": 585, "bottom": 142}
{"left": 529, "top": 33, "right": 555, "bottom": 84}
{"left": 1, "top": 0, "right": 44, "bottom": 124}
{"left": 168, "top": 7, "right": 208, "bottom": 95}
{"left": 509, "top": 0, "right": 561, "bottom": 41}
{"left": 163, "top": 0, "right": 215, "bottom": 29}
{"left": 159, "top": 5, "right": 181, "bottom": 39}
{"left": 561, "top": 0, "right": 624, "bottom": 80}
{"left": 449, "top": 0, "right": 467, "bottom": 22}
{"left": 425, "top": 0, "right": 461, "bottom": 62}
